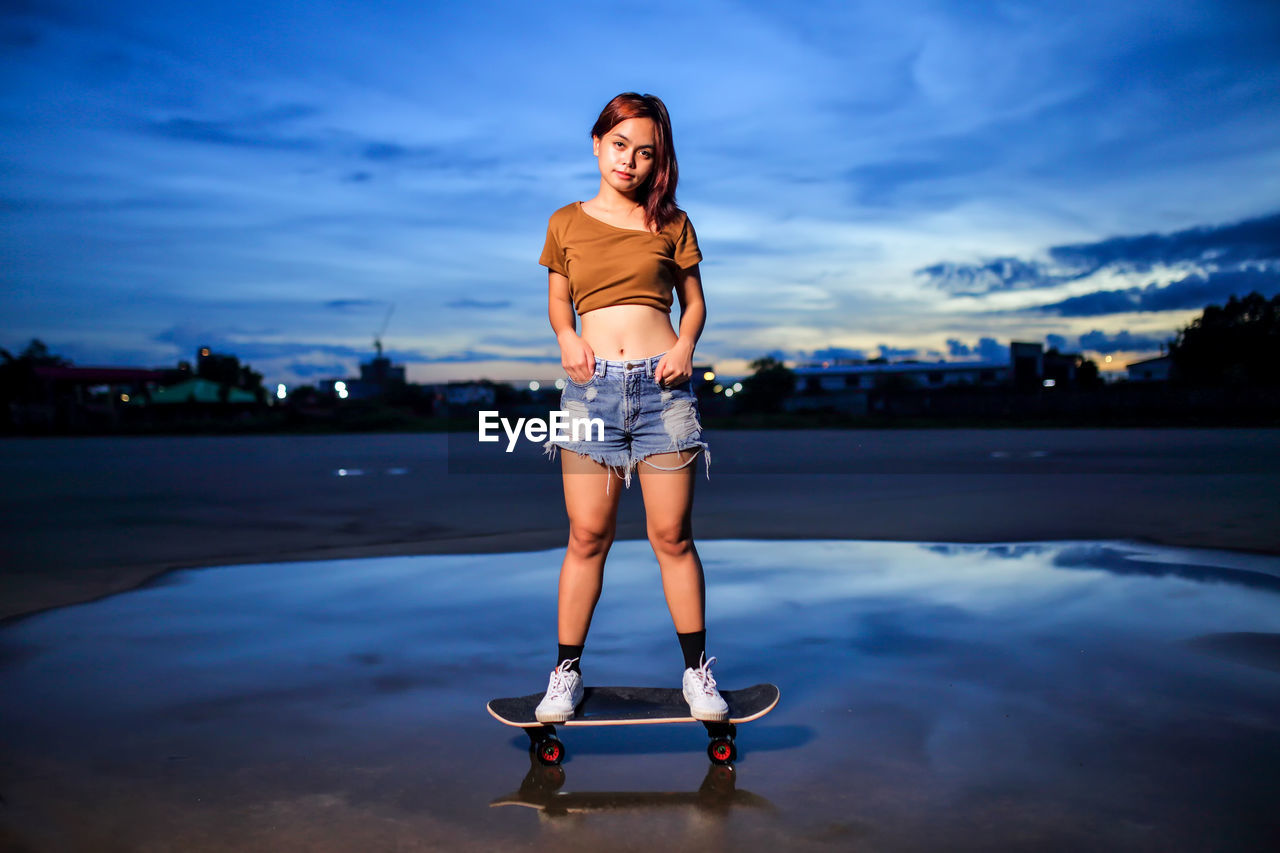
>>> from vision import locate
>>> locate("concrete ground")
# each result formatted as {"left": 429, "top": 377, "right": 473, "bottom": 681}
{"left": 3, "top": 428, "right": 1279, "bottom": 623}
{"left": 3, "top": 430, "right": 1280, "bottom": 850}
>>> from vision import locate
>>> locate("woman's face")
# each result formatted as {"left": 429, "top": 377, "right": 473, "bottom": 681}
{"left": 592, "top": 117, "right": 657, "bottom": 196}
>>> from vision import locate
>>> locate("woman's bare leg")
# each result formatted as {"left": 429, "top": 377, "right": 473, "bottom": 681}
{"left": 636, "top": 447, "right": 704, "bottom": 632}
{"left": 557, "top": 449, "right": 625, "bottom": 644}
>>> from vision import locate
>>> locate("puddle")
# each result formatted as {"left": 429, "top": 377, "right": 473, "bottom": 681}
{"left": 1, "top": 540, "right": 1278, "bottom": 850}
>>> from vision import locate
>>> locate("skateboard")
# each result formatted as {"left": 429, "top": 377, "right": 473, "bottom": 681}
{"left": 487, "top": 683, "right": 780, "bottom": 766}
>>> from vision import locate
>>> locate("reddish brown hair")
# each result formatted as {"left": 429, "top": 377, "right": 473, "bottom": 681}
{"left": 591, "top": 92, "right": 680, "bottom": 233}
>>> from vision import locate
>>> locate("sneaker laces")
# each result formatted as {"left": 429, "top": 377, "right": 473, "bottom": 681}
{"left": 690, "top": 654, "right": 719, "bottom": 696}
{"left": 545, "top": 658, "right": 579, "bottom": 700}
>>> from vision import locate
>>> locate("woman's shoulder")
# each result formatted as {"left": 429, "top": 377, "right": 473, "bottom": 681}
{"left": 547, "top": 201, "right": 580, "bottom": 225}
{"left": 666, "top": 206, "right": 692, "bottom": 226}
{"left": 662, "top": 207, "right": 694, "bottom": 235}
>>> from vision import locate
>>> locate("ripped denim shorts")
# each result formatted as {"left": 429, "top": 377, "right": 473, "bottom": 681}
{"left": 542, "top": 351, "right": 711, "bottom": 494}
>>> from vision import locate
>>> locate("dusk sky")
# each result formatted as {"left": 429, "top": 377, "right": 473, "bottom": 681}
{"left": 3, "top": 0, "right": 1279, "bottom": 386}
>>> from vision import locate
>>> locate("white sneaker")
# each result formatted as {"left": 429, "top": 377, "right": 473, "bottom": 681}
{"left": 683, "top": 654, "right": 729, "bottom": 721}
{"left": 535, "top": 658, "right": 583, "bottom": 722}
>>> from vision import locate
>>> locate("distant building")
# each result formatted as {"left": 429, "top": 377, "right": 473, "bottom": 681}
{"left": 17, "top": 358, "right": 259, "bottom": 430}
{"left": 1010, "top": 342, "right": 1044, "bottom": 390}
{"left": 1126, "top": 354, "right": 1172, "bottom": 382}
{"left": 142, "top": 377, "right": 258, "bottom": 405}
{"left": 786, "top": 359, "right": 1010, "bottom": 416}
{"left": 791, "top": 359, "right": 1010, "bottom": 392}
{"left": 32, "top": 365, "right": 170, "bottom": 392}
{"left": 323, "top": 343, "right": 407, "bottom": 400}
{"left": 359, "top": 348, "right": 407, "bottom": 386}
{"left": 1042, "top": 349, "right": 1079, "bottom": 386}
{"left": 25, "top": 366, "right": 173, "bottom": 426}
{"left": 444, "top": 382, "right": 496, "bottom": 407}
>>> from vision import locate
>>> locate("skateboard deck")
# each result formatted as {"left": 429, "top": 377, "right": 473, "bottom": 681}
{"left": 488, "top": 683, "right": 779, "bottom": 765}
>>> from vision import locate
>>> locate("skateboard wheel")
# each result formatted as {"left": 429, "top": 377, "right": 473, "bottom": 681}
{"left": 707, "top": 737, "right": 736, "bottom": 765}
{"left": 532, "top": 735, "right": 565, "bottom": 766}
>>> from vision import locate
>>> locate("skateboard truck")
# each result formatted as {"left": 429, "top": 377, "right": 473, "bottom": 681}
{"left": 703, "top": 721, "right": 738, "bottom": 765}
{"left": 524, "top": 724, "right": 566, "bottom": 766}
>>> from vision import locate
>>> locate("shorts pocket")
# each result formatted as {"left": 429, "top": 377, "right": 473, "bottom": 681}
{"left": 566, "top": 372, "right": 598, "bottom": 388}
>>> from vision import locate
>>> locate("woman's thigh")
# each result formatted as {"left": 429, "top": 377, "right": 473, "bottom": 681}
{"left": 552, "top": 371, "right": 628, "bottom": 533}
{"left": 561, "top": 449, "right": 624, "bottom": 539}
{"left": 636, "top": 448, "right": 698, "bottom": 541}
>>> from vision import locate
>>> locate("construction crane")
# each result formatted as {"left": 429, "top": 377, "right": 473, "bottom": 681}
{"left": 374, "top": 304, "right": 394, "bottom": 358}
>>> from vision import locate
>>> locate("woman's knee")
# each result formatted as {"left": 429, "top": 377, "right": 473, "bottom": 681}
{"left": 647, "top": 520, "right": 693, "bottom": 557}
{"left": 568, "top": 522, "right": 615, "bottom": 556}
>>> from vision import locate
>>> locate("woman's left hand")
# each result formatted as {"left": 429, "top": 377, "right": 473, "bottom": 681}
{"left": 654, "top": 346, "right": 694, "bottom": 387}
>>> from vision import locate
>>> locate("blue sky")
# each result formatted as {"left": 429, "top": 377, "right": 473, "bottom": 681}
{"left": 3, "top": 0, "right": 1279, "bottom": 385}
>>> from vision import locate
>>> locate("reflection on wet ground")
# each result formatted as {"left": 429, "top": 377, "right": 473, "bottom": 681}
{"left": 2, "top": 540, "right": 1279, "bottom": 850}
{"left": 492, "top": 762, "right": 772, "bottom": 816}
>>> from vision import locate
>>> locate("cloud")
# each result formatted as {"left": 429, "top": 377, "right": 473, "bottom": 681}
{"left": 411, "top": 350, "right": 559, "bottom": 364}
{"left": 358, "top": 141, "right": 500, "bottom": 173}
{"left": 362, "top": 142, "right": 412, "bottom": 162}
{"left": 474, "top": 332, "right": 554, "bottom": 349}
{"left": 285, "top": 361, "right": 348, "bottom": 379}
{"left": 810, "top": 346, "right": 867, "bottom": 361}
{"left": 919, "top": 211, "right": 1280, "bottom": 296}
{"left": 1024, "top": 267, "right": 1280, "bottom": 317}
{"left": 917, "top": 256, "right": 1091, "bottom": 296}
{"left": 713, "top": 347, "right": 794, "bottom": 361}
{"left": 140, "top": 106, "right": 500, "bottom": 179}
{"left": 325, "top": 299, "right": 385, "bottom": 311}
{"left": 0, "top": 22, "right": 40, "bottom": 49}
{"left": 445, "top": 300, "right": 514, "bottom": 311}
{"left": 1032, "top": 290, "right": 1140, "bottom": 317}
{"left": 977, "top": 338, "right": 1009, "bottom": 361}
{"left": 877, "top": 344, "right": 919, "bottom": 359}
{"left": 141, "top": 104, "right": 322, "bottom": 151}
{"left": 1037, "top": 330, "right": 1175, "bottom": 354}
{"left": 1076, "top": 329, "right": 1173, "bottom": 354}
{"left": 946, "top": 337, "right": 1008, "bottom": 362}
{"left": 845, "top": 148, "right": 1003, "bottom": 209}
{"left": 1051, "top": 212, "right": 1280, "bottom": 274}
{"left": 152, "top": 326, "right": 376, "bottom": 362}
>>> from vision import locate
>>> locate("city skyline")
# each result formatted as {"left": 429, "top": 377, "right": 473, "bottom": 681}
{"left": 3, "top": 0, "right": 1279, "bottom": 387}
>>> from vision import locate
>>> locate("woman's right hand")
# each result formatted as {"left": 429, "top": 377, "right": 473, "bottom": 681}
{"left": 558, "top": 331, "right": 596, "bottom": 384}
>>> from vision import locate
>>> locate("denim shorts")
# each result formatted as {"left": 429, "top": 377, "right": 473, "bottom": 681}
{"left": 542, "top": 351, "right": 711, "bottom": 494}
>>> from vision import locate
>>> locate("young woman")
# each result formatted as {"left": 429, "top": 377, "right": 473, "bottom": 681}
{"left": 535, "top": 92, "right": 726, "bottom": 722}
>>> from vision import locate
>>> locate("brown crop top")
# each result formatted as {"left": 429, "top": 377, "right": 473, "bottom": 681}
{"left": 539, "top": 201, "right": 702, "bottom": 315}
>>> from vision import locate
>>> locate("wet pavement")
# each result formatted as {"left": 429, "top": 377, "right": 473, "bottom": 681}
{"left": 2, "top": 539, "right": 1279, "bottom": 851}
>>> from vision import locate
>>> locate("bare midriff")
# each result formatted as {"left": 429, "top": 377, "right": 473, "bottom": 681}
{"left": 579, "top": 303, "right": 679, "bottom": 360}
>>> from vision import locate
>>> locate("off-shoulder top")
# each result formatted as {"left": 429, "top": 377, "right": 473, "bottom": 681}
{"left": 538, "top": 201, "right": 702, "bottom": 315}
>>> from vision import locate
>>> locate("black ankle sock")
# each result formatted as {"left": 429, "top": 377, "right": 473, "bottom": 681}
{"left": 677, "top": 630, "right": 706, "bottom": 671}
{"left": 557, "top": 644, "right": 583, "bottom": 673}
